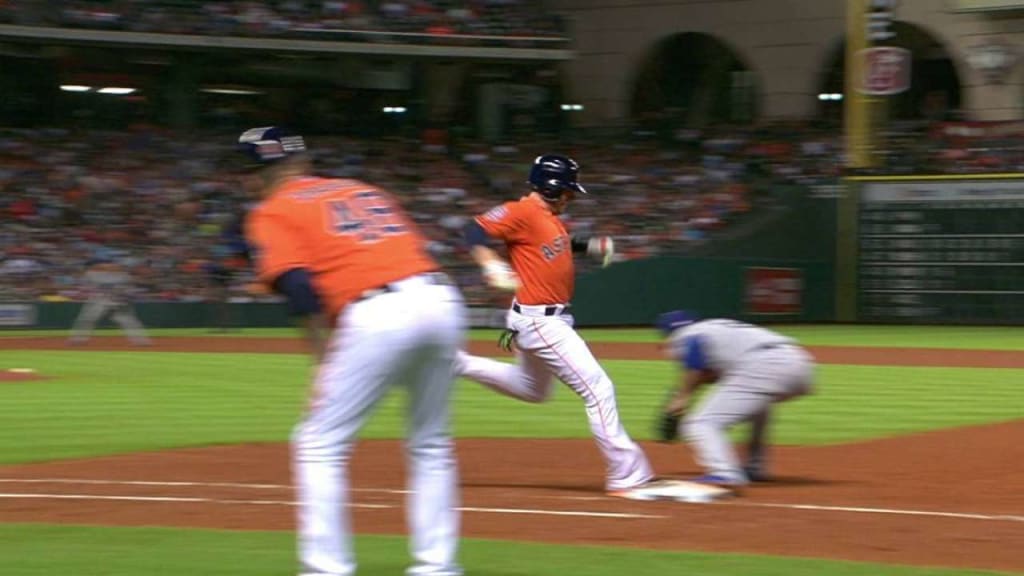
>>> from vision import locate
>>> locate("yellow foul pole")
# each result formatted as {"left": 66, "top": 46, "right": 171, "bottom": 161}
{"left": 844, "top": 0, "right": 871, "bottom": 169}
{"left": 837, "top": 0, "right": 871, "bottom": 321}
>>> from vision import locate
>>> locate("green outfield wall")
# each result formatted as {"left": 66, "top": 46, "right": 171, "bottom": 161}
{"left": 0, "top": 257, "right": 833, "bottom": 330}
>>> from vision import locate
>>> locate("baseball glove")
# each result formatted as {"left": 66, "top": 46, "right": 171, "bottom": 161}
{"left": 497, "top": 328, "right": 518, "bottom": 352}
{"left": 655, "top": 411, "right": 681, "bottom": 443}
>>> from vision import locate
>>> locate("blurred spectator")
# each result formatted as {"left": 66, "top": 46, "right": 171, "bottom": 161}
{"left": 10, "top": 0, "right": 569, "bottom": 45}
{"left": 6, "top": 118, "right": 1010, "bottom": 306}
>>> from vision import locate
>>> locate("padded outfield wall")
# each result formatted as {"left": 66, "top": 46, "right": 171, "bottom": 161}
{"left": 0, "top": 256, "right": 832, "bottom": 330}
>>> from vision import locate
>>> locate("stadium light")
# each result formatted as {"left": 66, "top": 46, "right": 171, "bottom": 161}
{"left": 60, "top": 85, "right": 92, "bottom": 92}
{"left": 97, "top": 87, "right": 137, "bottom": 95}
{"left": 561, "top": 104, "right": 584, "bottom": 111}
{"left": 382, "top": 106, "right": 407, "bottom": 114}
{"left": 202, "top": 88, "right": 263, "bottom": 95}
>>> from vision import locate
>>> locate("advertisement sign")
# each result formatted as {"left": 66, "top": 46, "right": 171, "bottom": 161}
{"left": 0, "top": 304, "right": 37, "bottom": 327}
{"left": 860, "top": 46, "right": 912, "bottom": 95}
{"left": 746, "top": 268, "right": 803, "bottom": 315}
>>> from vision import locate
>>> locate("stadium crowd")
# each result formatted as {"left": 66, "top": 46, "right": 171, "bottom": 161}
{"left": 0, "top": 1, "right": 568, "bottom": 43}
{"left": 4, "top": 119, "right": 1015, "bottom": 306}
{"left": 0, "top": 125, "right": 766, "bottom": 305}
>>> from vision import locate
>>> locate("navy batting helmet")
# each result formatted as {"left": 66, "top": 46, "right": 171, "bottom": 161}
{"left": 237, "top": 126, "right": 306, "bottom": 168}
{"left": 528, "top": 154, "right": 587, "bottom": 201}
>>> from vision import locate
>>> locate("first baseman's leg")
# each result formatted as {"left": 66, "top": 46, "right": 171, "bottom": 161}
{"left": 514, "top": 316, "right": 653, "bottom": 491}
{"left": 402, "top": 284, "right": 465, "bottom": 576}
{"left": 456, "top": 348, "right": 554, "bottom": 403}
{"left": 685, "top": 347, "right": 814, "bottom": 484}
{"left": 682, "top": 384, "right": 770, "bottom": 484}
{"left": 110, "top": 304, "right": 151, "bottom": 345}
{"left": 745, "top": 409, "right": 770, "bottom": 479}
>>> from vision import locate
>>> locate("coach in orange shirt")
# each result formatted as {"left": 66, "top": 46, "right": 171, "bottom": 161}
{"left": 456, "top": 154, "right": 655, "bottom": 495}
{"left": 240, "top": 127, "right": 466, "bottom": 576}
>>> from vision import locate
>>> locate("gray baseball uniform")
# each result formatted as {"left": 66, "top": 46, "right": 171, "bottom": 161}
{"left": 667, "top": 319, "right": 815, "bottom": 484}
{"left": 69, "top": 264, "right": 150, "bottom": 345}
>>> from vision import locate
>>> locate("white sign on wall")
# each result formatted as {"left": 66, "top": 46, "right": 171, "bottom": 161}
{"left": 859, "top": 46, "right": 912, "bottom": 95}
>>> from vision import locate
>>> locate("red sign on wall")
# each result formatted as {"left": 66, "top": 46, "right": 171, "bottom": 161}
{"left": 746, "top": 267, "right": 803, "bottom": 315}
{"left": 859, "top": 46, "right": 912, "bottom": 95}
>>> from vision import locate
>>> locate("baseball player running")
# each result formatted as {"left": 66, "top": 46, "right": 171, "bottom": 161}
{"left": 67, "top": 260, "right": 151, "bottom": 346}
{"left": 653, "top": 310, "right": 816, "bottom": 486}
{"left": 239, "top": 127, "right": 466, "bottom": 576}
{"left": 457, "top": 154, "right": 655, "bottom": 494}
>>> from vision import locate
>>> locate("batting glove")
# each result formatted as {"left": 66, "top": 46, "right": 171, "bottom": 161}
{"left": 587, "top": 236, "right": 616, "bottom": 268}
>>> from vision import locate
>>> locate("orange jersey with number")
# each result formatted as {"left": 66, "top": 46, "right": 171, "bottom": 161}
{"left": 245, "top": 176, "right": 438, "bottom": 318}
{"left": 476, "top": 195, "right": 574, "bottom": 305}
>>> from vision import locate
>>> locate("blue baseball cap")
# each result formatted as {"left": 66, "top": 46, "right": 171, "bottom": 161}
{"left": 655, "top": 310, "right": 700, "bottom": 336}
{"left": 237, "top": 126, "right": 306, "bottom": 168}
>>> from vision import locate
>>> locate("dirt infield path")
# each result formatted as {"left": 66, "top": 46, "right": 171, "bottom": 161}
{"left": 5, "top": 336, "right": 1024, "bottom": 367}
{"left": 1, "top": 421, "right": 1022, "bottom": 571}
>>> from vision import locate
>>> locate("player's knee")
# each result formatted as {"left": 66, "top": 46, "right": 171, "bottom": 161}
{"left": 514, "top": 370, "right": 553, "bottom": 403}
{"left": 291, "top": 421, "right": 352, "bottom": 462}
{"left": 522, "top": 386, "right": 550, "bottom": 403}
{"left": 682, "top": 415, "right": 719, "bottom": 442}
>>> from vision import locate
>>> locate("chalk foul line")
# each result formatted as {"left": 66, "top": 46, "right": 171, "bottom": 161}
{"left": 0, "top": 477, "right": 1021, "bottom": 523}
{"left": 0, "top": 492, "right": 664, "bottom": 520}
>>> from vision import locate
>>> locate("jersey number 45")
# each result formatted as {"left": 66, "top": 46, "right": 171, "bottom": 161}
{"left": 326, "top": 190, "right": 407, "bottom": 243}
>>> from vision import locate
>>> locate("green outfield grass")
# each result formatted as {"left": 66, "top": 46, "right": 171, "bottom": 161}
{"left": 4, "top": 324, "right": 1023, "bottom": 349}
{"left": 0, "top": 350, "right": 1021, "bottom": 464}
{"left": 0, "top": 524, "right": 1013, "bottom": 576}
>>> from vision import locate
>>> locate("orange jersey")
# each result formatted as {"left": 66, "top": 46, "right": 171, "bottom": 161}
{"left": 245, "top": 177, "right": 438, "bottom": 319}
{"left": 476, "top": 195, "right": 574, "bottom": 305}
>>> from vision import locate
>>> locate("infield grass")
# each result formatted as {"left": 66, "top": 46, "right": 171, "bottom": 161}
{"left": 0, "top": 350, "right": 1021, "bottom": 463}
{"left": 0, "top": 524, "right": 1014, "bottom": 576}
{"left": 4, "top": 324, "right": 1024, "bottom": 349}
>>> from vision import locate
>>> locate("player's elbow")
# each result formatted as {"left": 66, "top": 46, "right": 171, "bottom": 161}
{"left": 271, "top": 268, "right": 322, "bottom": 317}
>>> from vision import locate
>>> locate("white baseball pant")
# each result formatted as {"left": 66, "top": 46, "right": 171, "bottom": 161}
{"left": 293, "top": 273, "right": 466, "bottom": 576}
{"left": 457, "top": 304, "right": 653, "bottom": 491}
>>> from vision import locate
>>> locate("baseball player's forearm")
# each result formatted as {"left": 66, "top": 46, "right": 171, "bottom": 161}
{"left": 300, "top": 313, "right": 329, "bottom": 366}
{"left": 571, "top": 235, "right": 615, "bottom": 267}
{"left": 471, "top": 246, "right": 519, "bottom": 291}
{"left": 470, "top": 245, "right": 502, "bottom": 267}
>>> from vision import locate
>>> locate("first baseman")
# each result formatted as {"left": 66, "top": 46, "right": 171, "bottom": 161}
{"left": 456, "top": 154, "right": 655, "bottom": 494}
{"left": 240, "top": 126, "right": 466, "bottom": 576}
{"left": 654, "top": 311, "right": 816, "bottom": 486}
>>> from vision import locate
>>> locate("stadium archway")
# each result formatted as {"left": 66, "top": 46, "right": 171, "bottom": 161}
{"left": 630, "top": 32, "right": 758, "bottom": 132}
{"left": 815, "top": 21, "right": 962, "bottom": 121}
